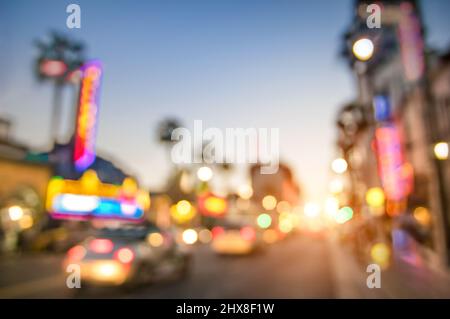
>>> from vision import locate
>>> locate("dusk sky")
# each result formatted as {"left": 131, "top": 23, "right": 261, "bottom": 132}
{"left": 1, "top": 0, "right": 450, "bottom": 202}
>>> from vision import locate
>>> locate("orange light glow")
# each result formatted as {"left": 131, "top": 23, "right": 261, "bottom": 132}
{"left": 67, "top": 245, "right": 86, "bottom": 262}
{"left": 115, "top": 247, "right": 134, "bottom": 264}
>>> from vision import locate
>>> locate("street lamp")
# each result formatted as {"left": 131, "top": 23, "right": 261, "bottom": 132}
{"left": 197, "top": 166, "right": 213, "bottom": 182}
{"left": 352, "top": 38, "right": 375, "bottom": 62}
{"left": 434, "top": 142, "right": 449, "bottom": 160}
{"left": 8, "top": 206, "right": 24, "bottom": 221}
{"left": 331, "top": 158, "right": 348, "bottom": 174}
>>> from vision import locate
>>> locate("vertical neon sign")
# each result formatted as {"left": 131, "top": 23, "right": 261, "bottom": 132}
{"left": 375, "top": 124, "right": 413, "bottom": 202}
{"left": 74, "top": 60, "right": 103, "bottom": 172}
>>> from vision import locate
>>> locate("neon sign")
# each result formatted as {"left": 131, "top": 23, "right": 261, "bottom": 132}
{"left": 74, "top": 60, "right": 103, "bottom": 172}
{"left": 46, "top": 170, "right": 150, "bottom": 221}
{"left": 375, "top": 124, "right": 413, "bottom": 202}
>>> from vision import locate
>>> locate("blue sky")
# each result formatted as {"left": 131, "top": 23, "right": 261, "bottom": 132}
{"left": 1, "top": 0, "right": 450, "bottom": 201}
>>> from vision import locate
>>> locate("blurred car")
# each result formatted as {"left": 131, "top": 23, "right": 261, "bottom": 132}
{"left": 210, "top": 224, "right": 262, "bottom": 255}
{"left": 63, "top": 222, "right": 190, "bottom": 288}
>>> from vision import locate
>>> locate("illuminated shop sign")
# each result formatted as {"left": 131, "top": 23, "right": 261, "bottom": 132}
{"left": 73, "top": 60, "right": 103, "bottom": 172}
{"left": 46, "top": 170, "right": 150, "bottom": 221}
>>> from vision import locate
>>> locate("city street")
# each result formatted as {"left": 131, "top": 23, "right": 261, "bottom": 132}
{"left": 2, "top": 0, "right": 450, "bottom": 302}
{"left": 2, "top": 233, "right": 450, "bottom": 299}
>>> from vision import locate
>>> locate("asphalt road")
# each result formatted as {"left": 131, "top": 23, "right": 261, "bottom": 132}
{"left": 0, "top": 234, "right": 336, "bottom": 298}
{"left": 2, "top": 232, "right": 450, "bottom": 298}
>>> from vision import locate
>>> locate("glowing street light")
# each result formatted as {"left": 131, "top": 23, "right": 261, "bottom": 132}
{"left": 257, "top": 213, "right": 272, "bottom": 229}
{"left": 262, "top": 195, "right": 277, "bottom": 210}
{"left": 8, "top": 206, "right": 24, "bottom": 221}
{"left": 304, "top": 202, "right": 320, "bottom": 218}
{"left": 329, "top": 178, "right": 344, "bottom": 194}
{"left": 237, "top": 184, "right": 253, "bottom": 200}
{"left": 352, "top": 38, "right": 374, "bottom": 61}
{"left": 331, "top": 158, "right": 348, "bottom": 174}
{"left": 370, "top": 243, "right": 391, "bottom": 269}
{"left": 434, "top": 142, "right": 449, "bottom": 161}
{"left": 182, "top": 229, "right": 198, "bottom": 245}
{"left": 197, "top": 166, "right": 213, "bottom": 182}
{"left": 170, "top": 200, "right": 196, "bottom": 224}
{"left": 366, "top": 187, "right": 385, "bottom": 208}
{"left": 413, "top": 207, "right": 432, "bottom": 227}
{"left": 335, "top": 206, "right": 353, "bottom": 224}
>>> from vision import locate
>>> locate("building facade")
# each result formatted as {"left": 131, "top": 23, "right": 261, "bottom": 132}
{"left": 339, "top": 0, "right": 450, "bottom": 267}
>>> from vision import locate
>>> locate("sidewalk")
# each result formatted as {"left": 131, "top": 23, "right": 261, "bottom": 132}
{"left": 328, "top": 234, "right": 450, "bottom": 299}
{"left": 327, "top": 234, "right": 388, "bottom": 298}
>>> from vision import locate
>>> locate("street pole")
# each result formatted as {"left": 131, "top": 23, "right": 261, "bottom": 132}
{"left": 50, "top": 81, "right": 63, "bottom": 144}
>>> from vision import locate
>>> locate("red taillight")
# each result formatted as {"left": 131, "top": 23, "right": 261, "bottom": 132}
{"left": 211, "top": 226, "right": 225, "bottom": 238}
{"left": 89, "top": 239, "right": 114, "bottom": 254}
{"left": 115, "top": 247, "right": 135, "bottom": 264}
{"left": 240, "top": 226, "right": 256, "bottom": 241}
{"left": 67, "top": 245, "right": 86, "bottom": 262}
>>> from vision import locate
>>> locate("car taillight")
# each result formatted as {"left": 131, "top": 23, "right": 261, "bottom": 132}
{"left": 240, "top": 226, "right": 256, "bottom": 241}
{"left": 211, "top": 226, "right": 224, "bottom": 238}
{"left": 115, "top": 247, "right": 135, "bottom": 264}
{"left": 89, "top": 238, "right": 114, "bottom": 254}
{"left": 67, "top": 245, "right": 86, "bottom": 262}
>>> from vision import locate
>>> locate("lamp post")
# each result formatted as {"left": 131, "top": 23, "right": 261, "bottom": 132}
{"left": 352, "top": 37, "right": 375, "bottom": 107}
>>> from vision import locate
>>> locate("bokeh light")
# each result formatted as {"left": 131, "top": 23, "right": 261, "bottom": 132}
{"left": 352, "top": 38, "right": 374, "bottom": 61}
{"left": 413, "top": 207, "right": 432, "bottom": 227}
{"left": 197, "top": 166, "right": 213, "bottom": 182}
{"left": 257, "top": 213, "right": 272, "bottom": 229}
{"left": 304, "top": 202, "right": 320, "bottom": 218}
{"left": 198, "top": 229, "right": 213, "bottom": 244}
{"left": 8, "top": 206, "right": 24, "bottom": 221}
{"left": 366, "top": 187, "right": 385, "bottom": 208}
{"left": 147, "top": 232, "right": 164, "bottom": 247}
{"left": 237, "top": 184, "right": 253, "bottom": 200}
{"left": 434, "top": 142, "right": 449, "bottom": 160}
{"left": 331, "top": 158, "right": 348, "bottom": 174}
{"left": 370, "top": 243, "right": 391, "bottom": 269}
{"left": 335, "top": 206, "right": 353, "bottom": 224}
{"left": 182, "top": 229, "right": 198, "bottom": 245}
{"left": 262, "top": 195, "right": 277, "bottom": 210}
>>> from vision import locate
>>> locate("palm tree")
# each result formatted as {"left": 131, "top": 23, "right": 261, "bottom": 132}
{"left": 34, "top": 31, "right": 85, "bottom": 144}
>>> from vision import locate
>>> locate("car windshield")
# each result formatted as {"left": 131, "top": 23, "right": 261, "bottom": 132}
{"left": 97, "top": 223, "right": 159, "bottom": 240}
